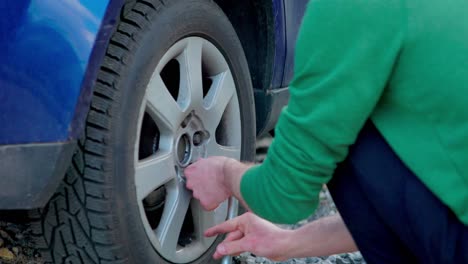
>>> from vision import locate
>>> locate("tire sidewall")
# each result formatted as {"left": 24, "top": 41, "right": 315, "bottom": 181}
{"left": 110, "top": 0, "right": 255, "bottom": 263}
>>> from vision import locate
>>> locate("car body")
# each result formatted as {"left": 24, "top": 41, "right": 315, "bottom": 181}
{"left": 0, "top": 0, "right": 308, "bottom": 208}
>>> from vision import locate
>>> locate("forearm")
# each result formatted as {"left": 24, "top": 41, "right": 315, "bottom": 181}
{"left": 284, "top": 214, "right": 358, "bottom": 258}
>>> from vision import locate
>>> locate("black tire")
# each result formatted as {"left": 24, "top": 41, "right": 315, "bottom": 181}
{"left": 30, "top": 0, "right": 256, "bottom": 263}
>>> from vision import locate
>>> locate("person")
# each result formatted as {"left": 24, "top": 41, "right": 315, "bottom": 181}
{"left": 185, "top": 0, "right": 468, "bottom": 263}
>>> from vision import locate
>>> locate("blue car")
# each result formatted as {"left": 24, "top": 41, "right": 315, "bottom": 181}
{"left": 0, "top": 0, "right": 308, "bottom": 263}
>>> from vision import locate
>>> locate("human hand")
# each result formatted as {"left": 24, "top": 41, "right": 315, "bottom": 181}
{"left": 205, "top": 212, "right": 292, "bottom": 261}
{"left": 184, "top": 156, "right": 233, "bottom": 210}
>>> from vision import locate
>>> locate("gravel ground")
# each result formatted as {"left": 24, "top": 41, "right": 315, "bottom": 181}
{"left": 0, "top": 136, "right": 365, "bottom": 264}
{"left": 0, "top": 213, "right": 41, "bottom": 263}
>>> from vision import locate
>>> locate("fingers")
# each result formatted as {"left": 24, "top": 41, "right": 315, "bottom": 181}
{"left": 213, "top": 239, "right": 247, "bottom": 259}
{"left": 224, "top": 230, "right": 243, "bottom": 242}
{"left": 185, "top": 180, "right": 193, "bottom": 191}
{"left": 184, "top": 159, "right": 201, "bottom": 179}
{"left": 201, "top": 201, "right": 218, "bottom": 211}
{"left": 212, "top": 230, "right": 244, "bottom": 259}
{"left": 205, "top": 217, "right": 240, "bottom": 237}
{"left": 184, "top": 163, "right": 196, "bottom": 176}
{"left": 184, "top": 170, "right": 194, "bottom": 190}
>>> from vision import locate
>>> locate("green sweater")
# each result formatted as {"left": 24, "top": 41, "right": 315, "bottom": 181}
{"left": 241, "top": 0, "right": 468, "bottom": 225}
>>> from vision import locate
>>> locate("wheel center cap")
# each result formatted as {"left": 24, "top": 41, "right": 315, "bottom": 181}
{"left": 176, "top": 134, "right": 191, "bottom": 166}
{"left": 174, "top": 112, "right": 209, "bottom": 170}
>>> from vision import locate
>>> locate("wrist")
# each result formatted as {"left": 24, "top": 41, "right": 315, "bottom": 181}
{"left": 272, "top": 229, "right": 297, "bottom": 261}
{"left": 221, "top": 158, "right": 236, "bottom": 196}
{"left": 222, "top": 158, "right": 251, "bottom": 201}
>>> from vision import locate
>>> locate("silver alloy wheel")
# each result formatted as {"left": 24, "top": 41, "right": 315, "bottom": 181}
{"left": 134, "top": 37, "right": 241, "bottom": 263}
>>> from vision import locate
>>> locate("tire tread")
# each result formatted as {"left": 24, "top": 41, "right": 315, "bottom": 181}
{"left": 29, "top": 1, "right": 162, "bottom": 263}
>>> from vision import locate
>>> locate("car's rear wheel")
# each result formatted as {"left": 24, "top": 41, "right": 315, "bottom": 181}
{"left": 30, "top": 0, "right": 255, "bottom": 263}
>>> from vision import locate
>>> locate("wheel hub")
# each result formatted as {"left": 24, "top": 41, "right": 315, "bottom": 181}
{"left": 174, "top": 111, "right": 209, "bottom": 174}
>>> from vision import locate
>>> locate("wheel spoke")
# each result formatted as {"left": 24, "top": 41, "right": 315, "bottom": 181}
{"left": 180, "top": 38, "right": 204, "bottom": 110}
{"left": 191, "top": 200, "right": 229, "bottom": 246}
{"left": 135, "top": 153, "right": 176, "bottom": 200}
{"left": 146, "top": 74, "right": 184, "bottom": 132}
{"left": 202, "top": 71, "right": 236, "bottom": 132}
{"left": 156, "top": 184, "right": 192, "bottom": 256}
{"left": 207, "top": 140, "right": 241, "bottom": 159}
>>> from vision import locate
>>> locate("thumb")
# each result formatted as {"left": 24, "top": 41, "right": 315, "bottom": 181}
{"left": 213, "top": 239, "right": 247, "bottom": 259}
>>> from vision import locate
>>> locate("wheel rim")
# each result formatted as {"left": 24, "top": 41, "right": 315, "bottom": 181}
{"left": 134, "top": 37, "right": 241, "bottom": 263}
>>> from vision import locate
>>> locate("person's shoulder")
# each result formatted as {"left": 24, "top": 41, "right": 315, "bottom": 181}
{"left": 311, "top": 0, "right": 403, "bottom": 8}
{"left": 304, "top": 0, "right": 405, "bottom": 32}
{"left": 308, "top": 0, "right": 404, "bottom": 18}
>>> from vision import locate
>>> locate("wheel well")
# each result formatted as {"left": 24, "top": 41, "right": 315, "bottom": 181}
{"left": 214, "top": 0, "right": 275, "bottom": 91}
{"left": 123, "top": 0, "right": 275, "bottom": 91}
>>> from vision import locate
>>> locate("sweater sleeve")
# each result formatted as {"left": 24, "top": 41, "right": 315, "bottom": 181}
{"left": 241, "top": 0, "right": 405, "bottom": 224}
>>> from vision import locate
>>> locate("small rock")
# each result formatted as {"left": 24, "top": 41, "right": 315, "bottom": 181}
{"left": 5, "top": 224, "right": 21, "bottom": 234}
{"left": 246, "top": 258, "right": 256, "bottom": 264}
{"left": 336, "top": 258, "right": 351, "bottom": 264}
{"left": 348, "top": 252, "right": 364, "bottom": 264}
{"left": 12, "top": 247, "right": 19, "bottom": 255}
{"left": 0, "top": 247, "right": 15, "bottom": 261}
{"left": 15, "top": 233, "right": 24, "bottom": 240}
{"left": 302, "top": 257, "right": 319, "bottom": 263}
{"left": 327, "top": 255, "right": 337, "bottom": 262}
{"left": 293, "top": 259, "right": 307, "bottom": 264}
{"left": 0, "top": 230, "right": 10, "bottom": 239}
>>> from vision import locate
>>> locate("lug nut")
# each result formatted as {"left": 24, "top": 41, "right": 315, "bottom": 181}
{"left": 193, "top": 132, "right": 203, "bottom": 146}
